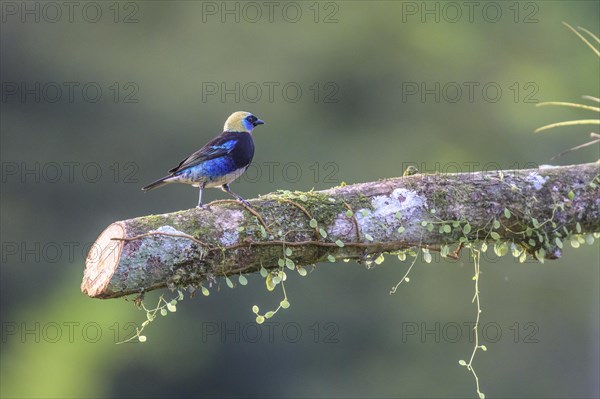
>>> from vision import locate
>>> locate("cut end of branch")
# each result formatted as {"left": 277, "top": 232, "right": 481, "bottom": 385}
{"left": 81, "top": 222, "right": 125, "bottom": 298}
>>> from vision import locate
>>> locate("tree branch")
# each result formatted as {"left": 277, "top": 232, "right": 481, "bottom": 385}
{"left": 81, "top": 163, "right": 600, "bottom": 299}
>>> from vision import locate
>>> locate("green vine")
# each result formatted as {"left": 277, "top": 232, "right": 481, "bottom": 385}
{"left": 458, "top": 247, "right": 486, "bottom": 399}
{"left": 117, "top": 289, "right": 184, "bottom": 344}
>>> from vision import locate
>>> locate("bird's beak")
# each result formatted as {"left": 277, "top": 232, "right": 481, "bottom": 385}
{"left": 254, "top": 119, "right": 265, "bottom": 127}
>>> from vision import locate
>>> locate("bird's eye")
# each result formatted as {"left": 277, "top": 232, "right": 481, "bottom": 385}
{"left": 247, "top": 115, "right": 256, "bottom": 122}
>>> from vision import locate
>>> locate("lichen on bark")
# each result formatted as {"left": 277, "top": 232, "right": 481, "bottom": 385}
{"left": 81, "top": 162, "right": 600, "bottom": 299}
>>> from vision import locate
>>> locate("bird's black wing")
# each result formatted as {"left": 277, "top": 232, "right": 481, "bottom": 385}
{"left": 168, "top": 132, "right": 240, "bottom": 174}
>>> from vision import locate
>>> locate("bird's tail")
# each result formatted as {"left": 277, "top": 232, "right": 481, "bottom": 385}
{"left": 142, "top": 176, "right": 171, "bottom": 191}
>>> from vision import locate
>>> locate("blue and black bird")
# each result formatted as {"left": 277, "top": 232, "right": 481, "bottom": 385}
{"left": 142, "top": 111, "right": 264, "bottom": 208}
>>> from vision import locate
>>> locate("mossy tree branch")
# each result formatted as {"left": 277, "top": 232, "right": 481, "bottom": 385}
{"left": 82, "top": 163, "right": 599, "bottom": 299}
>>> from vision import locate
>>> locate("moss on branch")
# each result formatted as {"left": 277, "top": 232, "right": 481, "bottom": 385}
{"left": 82, "top": 162, "right": 600, "bottom": 299}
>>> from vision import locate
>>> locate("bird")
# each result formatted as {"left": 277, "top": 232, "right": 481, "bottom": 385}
{"left": 142, "top": 111, "right": 264, "bottom": 208}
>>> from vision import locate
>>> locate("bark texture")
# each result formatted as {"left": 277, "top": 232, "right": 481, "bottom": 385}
{"left": 82, "top": 163, "right": 600, "bottom": 299}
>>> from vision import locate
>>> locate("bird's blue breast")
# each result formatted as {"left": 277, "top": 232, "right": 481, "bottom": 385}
{"left": 173, "top": 132, "right": 254, "bottom": 187}
{"left": 189, "top": 157, "right": 237, "bottom": 179}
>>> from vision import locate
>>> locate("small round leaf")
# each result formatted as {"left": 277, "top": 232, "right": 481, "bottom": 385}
{"left": 225, "top": 277, "right": 234, "bottom": 289}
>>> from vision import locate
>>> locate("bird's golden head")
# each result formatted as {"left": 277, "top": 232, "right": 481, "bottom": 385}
{"left": 223, "top": 111, "right": 264, "bottom": 133}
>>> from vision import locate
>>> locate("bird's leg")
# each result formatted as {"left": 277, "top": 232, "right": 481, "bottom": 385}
{"left": 197, "top": 182, "right": 206, "bottom": 208}
{"left": 221, "top": 184, "right": 250, "bottom": 207}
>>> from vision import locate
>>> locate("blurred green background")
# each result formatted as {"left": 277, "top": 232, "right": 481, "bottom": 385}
{"left": 1, "top": 1, "right": 599, "bottom": 398}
